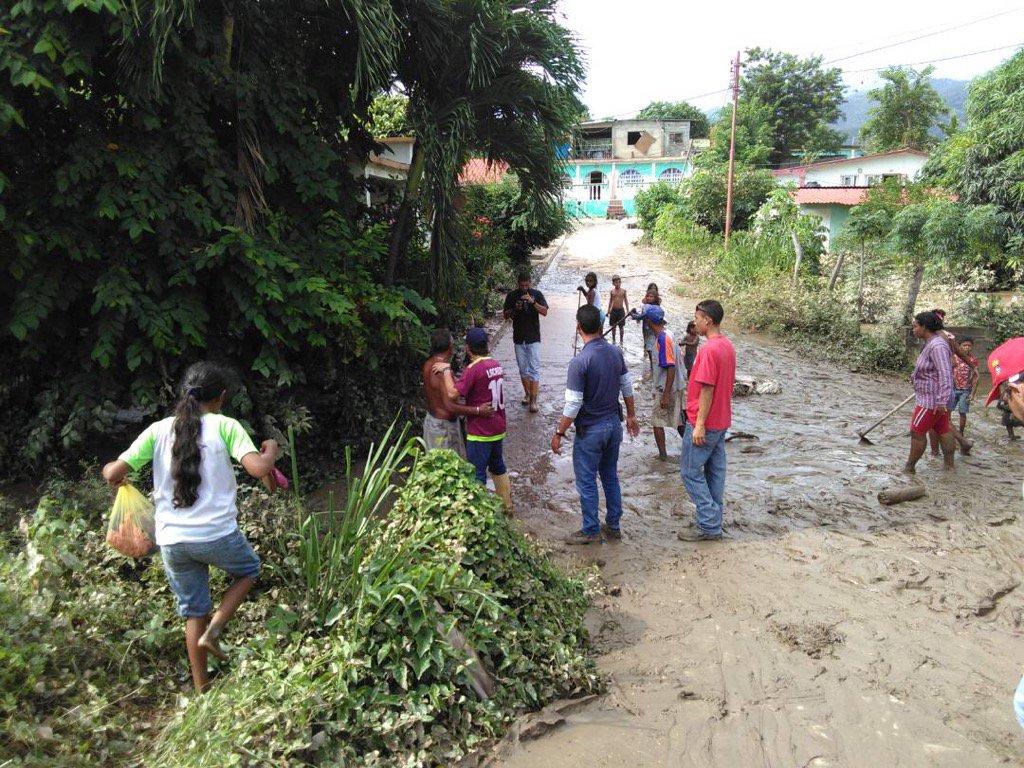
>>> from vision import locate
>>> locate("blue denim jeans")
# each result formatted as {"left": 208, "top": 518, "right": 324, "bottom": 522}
{"left": 466, "top": 439, "right": 507, "bottom": 484}
{"left": 514, "top": 342, "right": 542, "bottom": 382}
{"left": 161, "top": 528, "right": 261, "bottom": 617}
{"left": 680, "top": 423, "right": 727, "bottom": 536}
{"left": 572, "top": 417, "right": 623, "bottom": 535}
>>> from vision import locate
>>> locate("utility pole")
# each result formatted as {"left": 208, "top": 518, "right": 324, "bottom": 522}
{"left": 724, "top": 50, "right": 740, "bottom": 250}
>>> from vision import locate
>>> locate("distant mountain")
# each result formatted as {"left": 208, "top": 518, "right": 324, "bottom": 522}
{"left": 833, "top": 78, "right": 969, "bottom": 142}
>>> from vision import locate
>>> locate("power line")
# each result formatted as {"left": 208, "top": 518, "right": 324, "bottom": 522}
{"left": 822, "top": 7, "right": 1022, "bottom": 66}
{"left": 843, "top": 41, "right": 1024, "bottom": 75}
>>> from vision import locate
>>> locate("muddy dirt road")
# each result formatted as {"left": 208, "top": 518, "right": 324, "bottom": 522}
{"left": 490, "top": 221, "right": 1024, "bottom": 767}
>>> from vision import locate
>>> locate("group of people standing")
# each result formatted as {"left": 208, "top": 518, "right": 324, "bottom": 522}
{"left": 420, "top": 268, "right": 737, "bottom": 546}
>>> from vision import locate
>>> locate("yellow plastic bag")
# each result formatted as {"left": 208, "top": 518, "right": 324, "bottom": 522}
{"left": 106, "top": 484, "right": 157, "bottom": 558}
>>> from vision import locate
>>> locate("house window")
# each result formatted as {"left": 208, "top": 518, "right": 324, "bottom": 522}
{"left": 619, "top": 169, "right": 643, "bottom": 187}
{"left": 867, "top": 174, "right": 882, "bottom": 186}
{"left": 589, "top": 170, "right": 604, "bottom": 200}
{"left": 627, "top": 131, "right": 642, "bottom": 146}
{"left": 882, "top": 173, "right": 905, "bottom": 184}
{"left": 669, "top": 132, "right": 684, "bottom": 144}
{"left": 840, "top": 175, "right": 857, "bottom": 187}
{"left": 659, "top": 167, "right": 682, "bottom": 184}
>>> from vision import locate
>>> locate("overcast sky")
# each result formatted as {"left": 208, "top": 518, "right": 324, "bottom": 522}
{"left": 557, "top": 0, "right": 1024, "bottom": 119}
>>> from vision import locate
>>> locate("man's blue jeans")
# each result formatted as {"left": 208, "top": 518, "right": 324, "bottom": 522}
{"left": 680, "top": 423, "right": 727, "bottom": 536}
{"left": 572, "top": 417, "right": 623, "bottom": 535}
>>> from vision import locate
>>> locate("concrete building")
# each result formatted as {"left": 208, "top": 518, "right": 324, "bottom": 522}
{"left": 774, "top": 149, "right": 931, "bottom": 248}
{"left": 563, "top": 119, "right": 698, "bottom": 218}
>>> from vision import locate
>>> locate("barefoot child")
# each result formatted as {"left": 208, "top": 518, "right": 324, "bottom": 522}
{"left": 632, "top": 283, "right": 661, "bottom": 377}
{"left": 102, "top": 362, "right": 279, "bottom": 691}
{"left": 606, "top": 275, "right": 629, "bottom": 346}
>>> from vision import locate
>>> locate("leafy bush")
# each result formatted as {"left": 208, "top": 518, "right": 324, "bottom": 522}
{"left": 634, "top": 183, "right": 681, "bottom": 236}
{"left": 987, "top": 298, "right": 1024, "bottom": 345}
{"left": 1, "top": 435, "right": 599, "bottom": 766}
{"left": 462, "top": 179, "right": 573, "bottom": 266}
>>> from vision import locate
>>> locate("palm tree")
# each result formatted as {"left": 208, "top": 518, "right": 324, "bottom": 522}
{"left": 383, "top": 0, "right": 583, "bottom": 305}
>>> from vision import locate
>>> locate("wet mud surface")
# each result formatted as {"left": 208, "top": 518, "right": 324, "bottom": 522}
{"left": 491, "top": 221, "right": 1024, "bottom": 767}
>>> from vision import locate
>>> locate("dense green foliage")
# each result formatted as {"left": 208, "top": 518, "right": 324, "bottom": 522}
{"left": 1, "top": 437, "right": 599, "bottom": 766}
{"left": 633, "top": 183, "right": 681, "bottom": 235}
{"left": 636, "top": 100, "right": 709, "bottom": 138}
{"left": 740, "top": 48, "right": 846, "bottom": 165}
{"left": 859, "top": 66, "right": 953, "bottom": 151}
{"left": 383, "top": 0, "right": 584, "bottom": 305}
{"left": 369, "top": 94, "right": 413, "bottom": 138}
{"left": 925, "top": 50, "right": 1024, "bottom": 254}
{"left": 0, "top": 0, "right": 582, "bottom": 478}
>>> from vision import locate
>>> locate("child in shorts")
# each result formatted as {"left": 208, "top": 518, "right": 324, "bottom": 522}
{"left": 606, "top": 275, "right": 629, "bottom": 346}
{"left": 102, "top": 362, "right": 280, "bottom": 691}
{"left": 951, "top": 336, "right": 979, "bottom": 436}
{"left": 682, "top": 321, "right": 700, "bottom": 375}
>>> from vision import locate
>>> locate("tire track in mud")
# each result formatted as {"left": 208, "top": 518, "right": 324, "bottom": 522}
{"left": 491, "top": 221, "right": 1024, "bottom": 768}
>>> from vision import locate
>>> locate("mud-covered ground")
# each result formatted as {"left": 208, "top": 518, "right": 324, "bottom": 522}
{"left": 490, "top": 221, "right": 1024, "bottom": 767}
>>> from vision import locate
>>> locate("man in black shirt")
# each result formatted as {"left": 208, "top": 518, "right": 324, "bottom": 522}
{"left": 503, "top": 271, "right": 549, "bottom": 413}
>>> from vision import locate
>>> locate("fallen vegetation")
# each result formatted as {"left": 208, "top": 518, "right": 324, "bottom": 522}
{"left": 1, "top": 431, "right": 599, "bottom": 766}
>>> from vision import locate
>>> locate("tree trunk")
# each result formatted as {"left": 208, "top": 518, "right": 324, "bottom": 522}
{"left": 791, "top": 232, "right": 803, "bottom": 283}
{"left": 827, "top": 250, "right": 845, "bottom": 291}
{"left": 902, "top": 261, "right": 926, "bottom": 329}
{"left": 856, "top": 241, "right": 866, "bottom": 320}
{"left": 384, "top": 140, "right": 426, "bottom": 287}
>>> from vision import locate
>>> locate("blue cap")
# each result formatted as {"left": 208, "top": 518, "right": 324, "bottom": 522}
{"left": 645, "top": 305, "right": 666, "bottom": 324}
{"left": 466, "top": 327, "right": 489, "bottom": 347}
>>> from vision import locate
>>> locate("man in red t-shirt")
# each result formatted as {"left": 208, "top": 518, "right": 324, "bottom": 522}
{"left": 434, "top": 327, "right": 512, "bottom": 512}
{"left": 677, "top": 299, "right": 735, "bottom": 542}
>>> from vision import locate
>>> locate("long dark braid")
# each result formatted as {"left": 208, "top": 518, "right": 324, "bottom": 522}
{"left": 171, "top": 362, "right": 230, "bottom": 508}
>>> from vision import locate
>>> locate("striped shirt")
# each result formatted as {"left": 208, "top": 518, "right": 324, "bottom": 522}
{"left": 912, "top": 335, "right": 953, "bottom": 409}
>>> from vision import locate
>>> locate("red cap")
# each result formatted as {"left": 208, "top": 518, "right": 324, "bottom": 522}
{"left": 985, "top": 337, "right": 1024, "bottom": 405}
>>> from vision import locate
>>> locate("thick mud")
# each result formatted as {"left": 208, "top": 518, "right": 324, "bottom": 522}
{"left": 491, "top": 221, "right": 1024, "bottom": 767}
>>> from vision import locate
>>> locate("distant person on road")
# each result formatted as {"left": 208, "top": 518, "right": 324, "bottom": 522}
{"left": 677, "top": 300, "right": 735, "bottom": 543}
{"left": 905, "top": 311, "right": 955, "bottom": 474}
{"left": 552, "top": 304, "right": 639, "bottom": 544}
{"left": 645, "top": 305, "right": 686, "bottom": 461}
{"left": 606, "top": 275, "right": 630, "bottom": 346}
{"left": 630, "top": 283, "right": 662, "bottom": 377}
{"left": 503, "top": 272, "right": 548, "bottom": 414}
{"left": 682, "top": 321, "right": 700, "bottom": 376}
{"left": 577, "top": 272, "right": 604, "bottom": 325}
{"left": 434, "top": 328, "right": 512, "bottom": 511}
{"left": 421, "top": 328, "right": 492, "bottom": 457}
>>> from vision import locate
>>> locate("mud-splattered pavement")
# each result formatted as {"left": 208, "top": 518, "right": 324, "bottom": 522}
{"left": 490, "top": 221, "right": 1024, "bottom": 767}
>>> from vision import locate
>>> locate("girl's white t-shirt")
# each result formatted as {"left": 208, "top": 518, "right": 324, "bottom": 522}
{"left": 119, "top": 414, "right": 258, "bottom": 546}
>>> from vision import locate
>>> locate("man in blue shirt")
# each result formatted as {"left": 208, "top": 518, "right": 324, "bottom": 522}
{"left": 552, "top": 304, "right": 640, "bottom": 544}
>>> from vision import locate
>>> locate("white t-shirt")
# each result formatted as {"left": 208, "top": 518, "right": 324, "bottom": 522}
{"left": 119, "top": 414, "right": 258, "bottom": 546}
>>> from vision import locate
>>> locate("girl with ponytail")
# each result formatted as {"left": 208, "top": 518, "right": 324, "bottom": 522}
{"left": 103, "top": 362, "right": 280, "bottom": 691}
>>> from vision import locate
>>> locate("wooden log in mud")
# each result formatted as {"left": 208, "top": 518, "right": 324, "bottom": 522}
{"left": 877, "top": 486, "right": 927, "bottom": 506}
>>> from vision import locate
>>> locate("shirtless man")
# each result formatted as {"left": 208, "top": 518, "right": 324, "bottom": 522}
{"left": 606, "top": 275, "right": 629, "bottom": 346}
{"left": 422, "top": 329, "right": 491, "bottom": 457}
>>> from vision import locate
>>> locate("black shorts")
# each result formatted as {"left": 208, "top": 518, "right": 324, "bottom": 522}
{"left": 608, "top": 308, "right": 626, "bottom": 327}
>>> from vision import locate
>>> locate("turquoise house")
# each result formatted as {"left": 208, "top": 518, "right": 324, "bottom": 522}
{"left": 562, "top": 119, "right": 696, "bottom": 218}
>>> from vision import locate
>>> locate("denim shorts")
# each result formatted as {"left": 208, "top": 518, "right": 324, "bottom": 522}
{"left": 952, "top": 388, "right": 972, "bottom": 415}
{"left": 514, "top": 342, "right": 541, "bottom": 381}
{"left": 161, "top": 528, "right": 260, "bottom": 617}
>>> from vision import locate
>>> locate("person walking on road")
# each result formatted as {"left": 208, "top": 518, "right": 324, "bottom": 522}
{"left": 677, "top": 300, "right": 735, "bottom": 543}
{"left": 552, "top": 304, "right": 639, "bottom": 544}
{"left": 421, "top": 328, "right": 492, "bottom": 457}
{"left": 503, "top": 272, "right": 548, "bottom": 414}
{"left": 434, "top": 328, "right": 512, "bottom": 511}
{"left": 905, "top": 311, "right": 956, "bottom": 474}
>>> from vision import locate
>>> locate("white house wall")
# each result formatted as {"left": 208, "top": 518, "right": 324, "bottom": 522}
{"left": 803, "top": 152, "right": 927, "bottom": 187}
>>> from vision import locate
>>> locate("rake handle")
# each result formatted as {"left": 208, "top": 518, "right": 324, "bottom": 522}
{"left": 859, "top": 394, "right": 915, "bottom": 439}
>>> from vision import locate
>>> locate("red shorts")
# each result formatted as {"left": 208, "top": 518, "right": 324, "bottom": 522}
{"left": 910, "top": 406, "right": 950, "bottom": 436}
